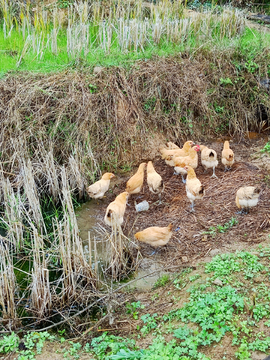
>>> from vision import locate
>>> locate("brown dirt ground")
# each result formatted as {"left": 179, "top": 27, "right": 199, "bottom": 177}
{"left": 101, "top": 136, "right": 270, "bottom": 267}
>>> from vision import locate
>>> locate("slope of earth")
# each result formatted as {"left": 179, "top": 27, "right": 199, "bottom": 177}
{"left": 3, "top": 246, "right": 270, "bottom": 360}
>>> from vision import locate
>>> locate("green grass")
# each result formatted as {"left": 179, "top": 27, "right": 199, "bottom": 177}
{"left": 0, "top": 25, "right": 269, "bottom": 77}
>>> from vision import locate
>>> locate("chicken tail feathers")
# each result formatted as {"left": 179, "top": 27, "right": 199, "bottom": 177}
{"left": 199, "top": 186, "right": 204, "bottom": 195}
{"left": 107, "top": 209, "right": 113, "bottom": 218}
{"left": 168, "top": 223, "right": 173, "bottom": 231}
{"left": 209, "top": 151, "right": 214, "bottom": 157}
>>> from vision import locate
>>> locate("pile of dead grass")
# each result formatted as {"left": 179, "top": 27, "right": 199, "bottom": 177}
{"left": 0, "top": 48, "right": 269, "bottom": 200}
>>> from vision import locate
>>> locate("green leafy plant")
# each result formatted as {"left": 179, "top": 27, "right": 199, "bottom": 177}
{"left": 126, "top": 301, "right": 145, "bottom": 320}
{"left": 153, "top": 274, "right": 170, "bottom": 288}
{"left": 245, "top": 60, "right": 259, "bottom": 74}
{"left": 203, "top": 217, "right": 238, "bottom": 238}
{"left": 235, "top": 342, "right": 251, "bottom": 360}
{"left": 220, "top": 77, "right": 233, "bottom": 85}
{"left": 261, "top": 142, "right": 270, "bottom": 154}
{"left": 140, "top": 314, "right": 158, "bottom": 335}
{"left": 91, "top": 333, "right": 136, "bottom": 359}
{"left": 144, "top": 97, "right": 156, "bottom": 112}
{"left": 0, "top": 332, "right": 19, "bottom": 354}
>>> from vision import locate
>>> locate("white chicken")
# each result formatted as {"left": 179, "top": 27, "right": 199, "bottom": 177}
{"left": 104, "top": 191, "right": 129, "bottom": 227}
{"left": 200, "top": 145, "right": 218, "bottom": 178}
{"left": 167, "top": 142, "right": 180, "bottom": 150}
{"left": 160, "top": 140, "right": 195, "bottom": 166}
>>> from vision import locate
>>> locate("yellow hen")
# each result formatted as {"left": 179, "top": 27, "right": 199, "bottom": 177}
{"left": 147, "top": 161, "right": 164, "bottom": 203}
{"left": 104, "top": 191, "right": 129, "bottom": 227}
{"left": 126, "top": 163, "right": 147, "bottom": 195}
{"left": 235, "top": 186, "right": 260, "bottom": 214}
{"left": 134, "top": 224, "right": 173, "bottom": 248}
{"left": 87, "top": 173, "right": 115, "bottom": 199}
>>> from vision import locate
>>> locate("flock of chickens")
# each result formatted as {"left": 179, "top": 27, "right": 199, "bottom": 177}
{"left": 86, "top": 140, "right": 261, "bottom": 250}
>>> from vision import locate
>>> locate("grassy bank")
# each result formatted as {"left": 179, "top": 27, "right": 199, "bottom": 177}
{"left": 1, "top": 248, "right": 270, "bottom": 359}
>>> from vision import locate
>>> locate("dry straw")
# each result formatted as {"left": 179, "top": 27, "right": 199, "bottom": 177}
{"left": 0, "top": 244, "right": 19, "bottom": 330}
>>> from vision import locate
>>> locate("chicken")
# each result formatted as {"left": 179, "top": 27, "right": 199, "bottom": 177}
{"left": 200, "top": 145, "right": 218, "bottom": 178}
{"left": 222, "top": 141, "right": 234, "bottom": 171}
{"left": 147, "top": 161, "right": 164, "bottom": 203}
{"left": 126, "top": 163, "right": 147, "bottom": 195}
{"left": 235, "top": 186, "right": 260, "bottom": 214}
{"left": 173, "top": 145, "right": 200, "bottom": 183}
{"left": 86, "top": 172, "right": 115, "bottom": 199}
{"left": 160, "top": 140, "right": 195, "bottom": 166}
{"left": 134, "top": 224, "right": 173, "bottom": 249}
{"left": 167, "top": 141, "right": 180, "bottom": 150}
{"left": 184, "top": 165, "right": 205, "bottom": 211}
{"left": 104, "top": 191, "right": 129, "bottom": 227}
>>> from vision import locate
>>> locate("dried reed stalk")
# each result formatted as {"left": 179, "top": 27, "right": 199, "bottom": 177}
{"left": 54, "top": 167, "right": 97, "bottom": 304}
{"left": 98, "top": 223, "right": 139, "bottom": 281}
{"left": 0, "top": 170, "right": 24, "bottom": 250}
{"left": 22, "top": 160, "right": 46, "bottom": 234}
{"left": 0, "top": 244, "right": 19, "bottom": 330}
{"left": 30, "top": 229, "right": 52, "bottom": 319}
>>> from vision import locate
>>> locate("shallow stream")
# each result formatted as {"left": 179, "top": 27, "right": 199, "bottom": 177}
{"left": 76, "top": 199, "right": 168, "bottom": 291}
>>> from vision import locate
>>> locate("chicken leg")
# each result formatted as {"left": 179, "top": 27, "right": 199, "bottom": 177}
{"left": 211, "top": 167, "right": 218, "bottom": 178}
{"left": 236, "top": 208, "right": 249, "bottom": 215}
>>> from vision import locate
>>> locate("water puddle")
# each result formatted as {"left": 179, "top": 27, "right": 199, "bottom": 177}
{"left": 76, "top": 200, "right": 111, "bottom": 268}
{"left": 76, "top": 200, "right": 167, "bottom": 291}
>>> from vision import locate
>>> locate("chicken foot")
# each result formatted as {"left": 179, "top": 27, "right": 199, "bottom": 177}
{"left": 224, "top": 166, "right": 232, "bottom": 172}
{"left": 236, "top": 208, "right": 249, "bottom": 215}
{"left": 190, "top": 201, "right": 195, "bottom": 212}
{"left": 211, "top": 167, "right": 218, "bottom": 179}
{"left": 157, "top": 193, "right": 163, "bottom": 205}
